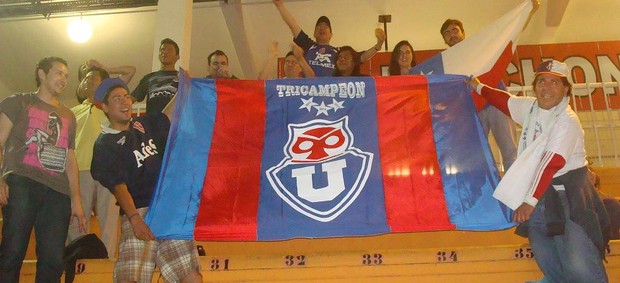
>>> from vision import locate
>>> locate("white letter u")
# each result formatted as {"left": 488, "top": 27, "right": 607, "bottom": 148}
{"left": 291, "top": 159, "right": 347, "bottom": 203}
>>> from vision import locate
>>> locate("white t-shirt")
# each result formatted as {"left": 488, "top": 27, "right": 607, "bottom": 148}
{"left": 507, "top": 96, "right": 587, "bottom": 178}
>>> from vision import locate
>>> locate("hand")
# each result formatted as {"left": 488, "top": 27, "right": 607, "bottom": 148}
{"left": 0, "top": 179, "right": 8, "bottom": 206}
{"left": 215, "top": 66, "right": 232, "bottom": 79}
{"left": 180, "top": 68, "right": 191, "bottom": 78}
{"left": 273, "top": 0, "right": 283, "bottom": 7}
{"left": 86, "top": 59, "right": 104, "bottom": 70}
{"left": 292, "top": 43, "right": 304, "bottom": 59}
{"left": 268, "top": 41, "right": 279, "bottom": 57}
{"left": 70, "top": 199, "right": 88, "bottom": 233}
{"left": 512, "top": 203, "right": 535, "bottom": 223}
{"left": 465, "top": 76, "right": 481, "bottom": 90}
{"left": 375, "top": 28, "right": 386, "bottom": 45}
{"left": 129, "top": 214, "right": 155, "bottom": 241}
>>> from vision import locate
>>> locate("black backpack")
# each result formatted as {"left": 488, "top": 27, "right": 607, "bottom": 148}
{"left": 64, "top": 234, "right": 109, "bottom": 283}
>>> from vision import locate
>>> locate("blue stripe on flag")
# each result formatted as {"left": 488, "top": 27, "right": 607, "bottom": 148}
{"left": 145, "top": 76, "right": 218, "bottom": 239}
{"left": 426, "top": 75, "right": 514, "bottom": 230}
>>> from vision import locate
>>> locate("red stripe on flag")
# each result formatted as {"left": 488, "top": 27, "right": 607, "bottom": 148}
{"left": 375, "top": 76, "right": 454, "bottom": 232}
{"left": 472, "top": 42, "right": 515, "bottom": 111}
{"left": 194, "top": 79, "right": 266, "bottom": 241}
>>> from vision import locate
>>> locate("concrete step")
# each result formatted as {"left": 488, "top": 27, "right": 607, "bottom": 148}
{"left": 18, "top": 240, "right": 620, "bottom": 282}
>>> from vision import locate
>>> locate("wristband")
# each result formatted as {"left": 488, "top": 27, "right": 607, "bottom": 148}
{"left": 524, "top": 196, "right": 538, "bottom": 207}
{"left": 128, "top": 212, "right": 140, "bottom": 222}
{"left": 476, "top": 83, "right": 484, "bottom": 94}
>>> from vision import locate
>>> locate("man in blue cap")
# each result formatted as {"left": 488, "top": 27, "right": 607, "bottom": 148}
{"left": 91, "top": 77, "right": 202, "bottom": 283}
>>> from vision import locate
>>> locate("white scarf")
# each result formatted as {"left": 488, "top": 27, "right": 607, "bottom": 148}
{"left": 493, "top": 96, "right": 570, "bottom": 209}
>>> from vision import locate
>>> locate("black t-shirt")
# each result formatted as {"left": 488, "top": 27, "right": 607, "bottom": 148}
{"left": 131, "top": 70, "right": 178, "bottom": 115}
{"left": 90, "top": 113, "right": 170, "bottom": 212}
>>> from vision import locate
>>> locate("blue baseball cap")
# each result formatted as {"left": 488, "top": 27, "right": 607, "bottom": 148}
{"left": 94, "top": 78, "right": 129, "bottom": 104}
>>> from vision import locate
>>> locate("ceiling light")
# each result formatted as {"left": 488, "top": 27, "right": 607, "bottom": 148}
{"left": 67, "top": 18, "right": 93, "bottom": 43}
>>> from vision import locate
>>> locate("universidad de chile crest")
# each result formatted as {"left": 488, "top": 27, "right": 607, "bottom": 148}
{"left": 266, "top": 116, "right": 374, "bottom": 222}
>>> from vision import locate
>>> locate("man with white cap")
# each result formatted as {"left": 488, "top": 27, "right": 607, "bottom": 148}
{"left": 467, "top": 60, "right": 610, "bottom": 283}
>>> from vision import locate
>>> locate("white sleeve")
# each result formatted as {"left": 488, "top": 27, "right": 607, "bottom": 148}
{"left": 507, "top": 96, "right": 536, "bottom": 127}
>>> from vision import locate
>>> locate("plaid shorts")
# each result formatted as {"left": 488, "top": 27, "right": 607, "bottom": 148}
{"left": 114, "top": 207, "right": 201, "bottom": 282}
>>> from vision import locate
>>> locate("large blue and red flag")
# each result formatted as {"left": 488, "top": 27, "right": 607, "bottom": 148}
{"left": 144, "top": 73, "right": 514, "bottom": 241}
{"left": 411, "top": 0, "right": 533, "bottom": 111}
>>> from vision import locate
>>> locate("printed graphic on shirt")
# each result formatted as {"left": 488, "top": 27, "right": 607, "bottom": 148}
{"left": 133, "top": 121, "right": 145, "bottom": 134}
{"left": 147, "top": 75, "right": 178, "bottom": 101}
{"left": 22, "top": 108, "right": 70, "bottom": 173}
{"left": 308, "top": 47, "right": 335, "bottom": 69}
{"left": 133, "top": 138, "right": 158, "bottom": 168}
{"left": 306, "top": 45, "right": 338, "bottom": 77}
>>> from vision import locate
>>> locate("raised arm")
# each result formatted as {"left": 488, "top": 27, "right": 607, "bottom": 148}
{"left": 273, "top": 0, "right": 302, "bottom": 38}
{"left": 293, "top": 43, "right": 315, "bottom": 78}
{"left": 257, "top": 41, "right": 280, "bottom": 80}
{"left": 360, "top": 28, "right": 386, "bottom": 62}
{"left": 523, "top": 0, "right": 541, "bottom": 31}
{"left": 87, "top": 59, "right": 137, "bottom": 84}
{"left": 162, "top": 69, "right": 188, "bottom": 121}
{"left": 466, "top": 77, "right": 511, "bottom": 116}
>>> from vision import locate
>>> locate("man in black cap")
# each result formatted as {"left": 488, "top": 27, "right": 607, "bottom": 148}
{"left": 273, "top": 0, "right": 386, "bottom": 77}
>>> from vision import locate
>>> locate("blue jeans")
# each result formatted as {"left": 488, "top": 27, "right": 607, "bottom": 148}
{"left": 0, "top": 174, "right": 71, "bottom": 283}
{"left": 479, "top": 104, "right": 517, "bottom": 171}
{"left": 528, "top": 190, "right": 608, "bottom": 283}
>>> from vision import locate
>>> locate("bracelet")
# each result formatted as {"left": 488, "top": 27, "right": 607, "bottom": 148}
{"left": 128, "top": 212, "right": 140, "bottom": 221}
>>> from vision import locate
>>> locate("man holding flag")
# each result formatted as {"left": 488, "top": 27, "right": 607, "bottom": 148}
{"left": 145, "top": 0, "right": 545, "bottom": 242}
{"left": 411, "top": 0, "right": 541, "bottom": 172}
{"left": 90, "top": 77, "right": 202, "bottom": 283}
{"left": 467, "top": 59, "right": 610, "bottom": 283}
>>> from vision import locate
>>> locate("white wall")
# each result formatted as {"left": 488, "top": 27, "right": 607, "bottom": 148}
{"left": 0, "top": 79, "right": 10, "bottom": 96}
{"left": 187, "top": 0, "right": 620, "bottom": 79}
{"left": 0, "top": 0, "right": 619, "bottom": 106}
